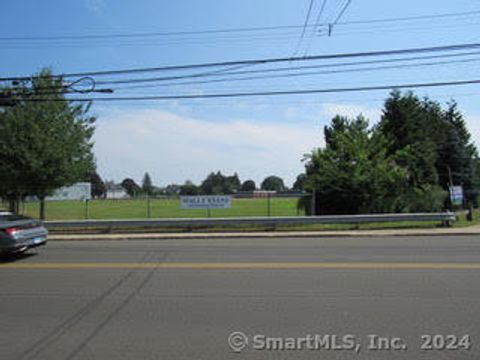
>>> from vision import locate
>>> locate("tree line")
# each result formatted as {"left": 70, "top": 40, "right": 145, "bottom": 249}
{"left": 299, "top": 90, "right": 479, "bottom": 214}
{"left": 105, "top": 172, "right": 294, "bottom": 198}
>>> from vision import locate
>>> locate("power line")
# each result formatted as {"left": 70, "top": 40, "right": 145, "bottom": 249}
{"left": 0, "top": 25, "right": 305, "bottom": 42}
{"left": 0, "top": 9, "right": 477, "bottom": 43}
{"left": 292, "top": 0, "right": 316, "bottom": 55}
{"left": 0, "top": 9, "right": 477, "bottom": 55}
{"left": 3, "top": 41, "right": 480, "bottom": 81}
{"left": 328, "top": 0, "right": 353, "bottom": 36}
{"left": 332, "top": 0, "right": 353, "bottom": 25}
{"left": 304, "top": 0, "right": 328, "bottom": 55}
{"left": 109, "top": 56, "right": 480, "bottom": 90}
{"left": 2, "top": 17, "right": 476, "bottom": 50}
{"left": 23, "top": 78, "right": 480, "bottom": 102}
{"left": 12, "top": 50, "right": 479, "bottom": 94}
{"left": 314, "top": 0, "right": 328, "bottom": 27}
{"left": 2, "top": 20, "right": 476, "bottom": 50}
{"left": 321, "top": 18, "right": 480, "bottom": 37}
{"left": 93, "top": 49, "right": 480, "bottom": 86}
{"left": 339, "top": 9, "right": 480, "bottom": 25}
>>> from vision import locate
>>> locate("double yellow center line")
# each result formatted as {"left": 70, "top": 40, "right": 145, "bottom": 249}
{"left": 1, "top": 262, "right": 480, "bottom": 270}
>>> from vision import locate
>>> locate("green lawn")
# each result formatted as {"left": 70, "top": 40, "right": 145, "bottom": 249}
{"left": 20, "top": 197, "right": 304, "bottom": 220}
{"left": 12, "top": 198, "right": 480, "bottom": 232}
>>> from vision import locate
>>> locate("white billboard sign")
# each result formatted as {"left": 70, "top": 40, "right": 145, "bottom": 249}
{"left": 180, "top": 195, "right": 232, "bottom": 209}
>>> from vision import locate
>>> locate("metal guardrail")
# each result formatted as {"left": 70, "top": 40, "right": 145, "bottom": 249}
{"left": 44, "top": 212, "right": 456, "bottom": 229}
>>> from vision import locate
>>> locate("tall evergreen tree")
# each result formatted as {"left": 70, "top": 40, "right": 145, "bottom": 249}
{"left": 379, "top": 91, "right": 440, "bottom": 187}
{"left": 437, "top": 101, "right": 478, "bottom": 205}
{"left": 142, "top": 172, "right": 154, "bottom": 196}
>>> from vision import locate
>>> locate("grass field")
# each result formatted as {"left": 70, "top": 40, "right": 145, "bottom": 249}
{"left": 7, "top": 197, "right": 478, "bottom": 232}
{"left": 19, "top": 197, "right": 304, "bottom": 220}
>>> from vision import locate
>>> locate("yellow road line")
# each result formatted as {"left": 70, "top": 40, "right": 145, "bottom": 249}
{"left": 1, "top": 262, "right": 480, "bottom": 270}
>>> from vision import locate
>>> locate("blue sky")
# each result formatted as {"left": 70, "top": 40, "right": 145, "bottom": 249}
{"left": 2, "top": 0, "right": 480, "bottom": 187}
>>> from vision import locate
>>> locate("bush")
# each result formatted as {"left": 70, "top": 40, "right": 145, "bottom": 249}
{"left": 398, "top": 185, "right": 448, "bottom": 212}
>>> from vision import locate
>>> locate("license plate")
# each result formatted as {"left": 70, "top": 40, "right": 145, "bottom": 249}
{"left": 32, "top": 237, "right": 45, "bottom": 244}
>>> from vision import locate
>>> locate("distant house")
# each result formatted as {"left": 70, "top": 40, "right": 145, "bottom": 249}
{"left": 252, "top": 190, "right": 276, "bottom": 198}
{"left": 106, "top": 184, "right": 129, "bottom": 199}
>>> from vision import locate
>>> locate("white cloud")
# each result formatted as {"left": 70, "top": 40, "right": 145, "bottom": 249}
{"left": 93, "top": 109, "right": 322, "bottom": 187}
{"left": 84, "top": 0, "right": 105, "bottom": 15}
{"left": 320, "top": 102, "right": 382, "bottom": 123}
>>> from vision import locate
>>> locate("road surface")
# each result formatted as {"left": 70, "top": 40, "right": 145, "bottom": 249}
{"left": 1, "top": 235, "right": 479, "bottom": 359}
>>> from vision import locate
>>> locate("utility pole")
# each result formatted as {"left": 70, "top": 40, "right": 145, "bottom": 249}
{"left": 447, "top": 166, "right": 454, "bottom": 187}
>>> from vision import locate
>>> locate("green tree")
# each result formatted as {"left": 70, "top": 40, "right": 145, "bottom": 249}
{"left": 225, "top": 173, "right": 241, "bottom": 193}
{"left": 379, "top": 91, "right": 477, "bottom": 208}
{"left": 180, "top": 180, "right": 201, "bottom": 195}
{"left": 121, "top": 178, "right": 141, "bottom": 197}
{"left": 292, "top": 174, "right": 306, "bottom": 191}
{"left": 240, "top": 180, "right": 256, "bottom": 192}
{"left": 200, "top": 171, "right": 240, "bottom": 194}
{"left": 164, "top": 184, "right": 181, "bottom": 195}
{"left": 436, "top": 101, "right": 478, "bottom": 206}
{"left": 302, "top": 115, "right": 410, "bottom": 214}
{"left": 379, "top": 90, "right": 440, "bottom": 187}
{"left": 0, "top": 69, "right": 96, "bottom": 219}
{"left": 87, "top": 171, "right": 106, "bottom": 199}
{"left": 201, "top": 172, "right": 223, "bottom": 194}
{"left": 261, "top": 175, "right": 286, "bottom": 192}
{"left": 142, "top": 172, "right": 154, "bottom": 196}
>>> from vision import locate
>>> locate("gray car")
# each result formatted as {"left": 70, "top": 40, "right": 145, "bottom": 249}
{"left": 0, "top": 212, "right": 48, "bottom": 255}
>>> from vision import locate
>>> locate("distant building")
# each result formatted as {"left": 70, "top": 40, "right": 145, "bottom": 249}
{"left": 252, "top": 190, "right": 276, "bottom": 198}
{"left": 106, "top": 184, "right": 129, "bottom": 199}
{"left": 47, "top": 182, "right": 91, "bottom": 201}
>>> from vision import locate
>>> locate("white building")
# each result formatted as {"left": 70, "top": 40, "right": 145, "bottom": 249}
{"left": 47, "top": 182, "right": 91, "bottom": 201}
{"left": 106, "top": 184, "right": 129, "bottom": 199}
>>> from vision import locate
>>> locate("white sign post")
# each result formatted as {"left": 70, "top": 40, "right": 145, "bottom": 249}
{"left": 180, "top": 195, "right": 232, "bottom": 210}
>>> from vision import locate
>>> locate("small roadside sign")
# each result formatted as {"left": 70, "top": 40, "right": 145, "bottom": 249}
{"left": 449, "top": 186, "right": 464, "bottom": 206}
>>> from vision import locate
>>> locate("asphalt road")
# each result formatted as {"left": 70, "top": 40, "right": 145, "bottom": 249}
{"left": 1, "top": 235, "right": 480, "bottom": 360}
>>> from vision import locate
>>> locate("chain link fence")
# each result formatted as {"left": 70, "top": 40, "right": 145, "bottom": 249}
{"left": 2, "top": 194, "right": 307, "bottom": 220}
